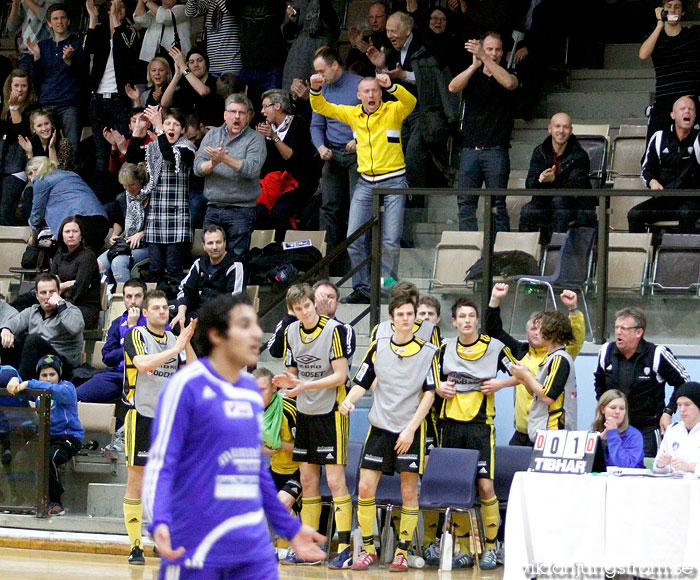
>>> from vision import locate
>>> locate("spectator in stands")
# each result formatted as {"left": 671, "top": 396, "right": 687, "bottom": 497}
{"left": 133, "top": 0, "right": 191, "bottom": 64}
{"left": 237, "top": 0, "right": 288, "bottom": 97}
{"left": 310, "top": 47, "right": 361, "bottom": 252}
{"left": 194, "top": 93, "right": 267, "bottom": 260}
{"left": 26, "top": 156, "right": 109, "bottom": 251}
{"left": 126, "top": 106, "right": 196, "bottom": 284}
{"left": 595, "top": 306, "right": 690, "bottom": 456}
{"left": 446, "top": 0, "right": 512, "bottom": 44}
{"left": 27, "top": 4, "right": 86, "bottom": 155}
{"left": 18, "top": 109, "right": 74, "bottom": 170}
{"left": 7, "top": 354, "right": 84, "bottom": 516}
{"left": 593, "top": 389, "right": 644, "bottom": 469}
{"left": 411, "top": 4, "right": 463, "bottom": 76}
{"left": 367, "top": 11, "right": 460, "bottom": 193}
{"left": 255, "top": 366, "right": 302, "bottom": 513}
{"left": 105, "top": 108, "right": 152, "bottom": 175}
{"left": 84, "top": 0, "right": 139, "bottom": 174}
{"left": 6, "top": 0, "right": 54, "bottom": 73}
{"left": 484, "top": 283, "right": 585, "bottom": 446}
{"left": 449, "top": 32, "right": 518, "bottom": 234}
{"left": 76, "top": 278, "right": 147, "bottom": 404}
{"left": 99, "top": 163, "right": 150, "bottom": 286}
{"left": 639, "top": 0, "right": 700, "bottom": 142}
{"left": 346, "top": 1, "right": 392, "bottom": 77}
{"left": 281, "top": 0, "right": 339, "bottom": 92}
{"left": 256, "top": 89, "right": 320, "bottom": 237}
{"left": 0, "top": 273, "right": 85, "bottom": 380}
{"left": 171, "top": 225, "right": 245, "bottom": 328}
{"left": 125, "top": 57, "right": 172, "bottom": 108}
{"left": 653, "top": 381, "right": 700, "bottom": 475}
{"left": 185, "top": 0, "right": 240, "bottom": 75}
{"left": 509, "top": 310, "right": 577, "bottom": 442}
{"left": 50, "top": 216, "right": 101, "bottom": 330}
{"left": 519, "top": 112, "right": 592, "bottom": 244}
{"left": 630, "top": 95, "right": 700, "bottom": 233}
{"left": 26, "top": 157, "right": 109, "bottom": 251}
{"left": 161, "top": 47, "right": 223, "bottom": 128}
{"left": 0, "top": 69, "right": 38, "bottom": 226}
{"left": 122, "top": 290, "right": 195, "bottom": 565}
{"left": 310, "top": 73, "right": 416, "bottom": 304}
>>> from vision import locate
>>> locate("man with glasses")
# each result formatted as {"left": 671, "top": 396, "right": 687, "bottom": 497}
{"left": 194, "top": 93, "right": 267, "bottom": 260}
{"left": 594, "top": 307, "right": 689, "bottom": 456}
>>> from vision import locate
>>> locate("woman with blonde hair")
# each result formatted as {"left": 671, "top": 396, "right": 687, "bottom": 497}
{"left": 593, "top": 389, "right": 644, "bottom": 468}
{"left": 125, "top": 57, "right": 173, "bottom": 108}
{"left": 0, "top": 69, "right": 38, "bottom": 225}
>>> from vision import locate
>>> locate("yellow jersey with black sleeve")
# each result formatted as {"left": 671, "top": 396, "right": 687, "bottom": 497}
{"left": 270, "top": 396, "right": 300, "bottom": 476}
{"left": 309, "top": 83, "right": 416, "bottom": 179}
{"left": 440, "top": 334, "right": 515, "bottom": 425}
{"left": 283, "top": 315, "right": 349, "bottom": 415}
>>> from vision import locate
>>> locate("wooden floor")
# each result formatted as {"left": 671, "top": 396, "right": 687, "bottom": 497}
{"left": 1, "top": 547, "right": 504, "bottom": 580}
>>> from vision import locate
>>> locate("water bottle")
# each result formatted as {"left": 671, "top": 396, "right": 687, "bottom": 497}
{"left": 407, "top": 553, "right": 425, "bottom": 568}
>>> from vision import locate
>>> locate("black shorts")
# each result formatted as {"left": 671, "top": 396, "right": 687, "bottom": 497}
{"left": 425, "top": 408, "right": 441, "bottom": 455}
{"left": 441, "top": 420, "right": 495, "bottom": 480}
{"left": 125, "top": 408, "right": 152, "bottom": 467}
{"left": 360, "top": 424, "right": 426, "bottom": 475}
{"left": 271, "top": 469, "right": 302, "bottom": 501}
{"left": 293, "top": 409, "right": 348, "bottom": 465}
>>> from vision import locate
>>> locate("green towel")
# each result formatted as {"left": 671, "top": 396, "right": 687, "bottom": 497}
{"left": 263, "top": 392, "right": 284, "bottom": 450}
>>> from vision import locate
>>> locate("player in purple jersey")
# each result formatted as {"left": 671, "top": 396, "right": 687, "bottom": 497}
{"left": 143, "top": 293, "right": 325, "bottom": 580}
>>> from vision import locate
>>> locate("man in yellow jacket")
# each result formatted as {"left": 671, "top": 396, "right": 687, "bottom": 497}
{"left": 309, "top": 72, "right": 416, "bottom": 304}
{"left": 482, "top": 283, "right": 585, "bottom": 445}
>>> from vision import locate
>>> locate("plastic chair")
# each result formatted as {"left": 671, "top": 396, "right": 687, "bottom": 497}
{"left": 650, "top": 233, "right": 700, "bottom": 295}
{"left": 510, "top": 227, "right": 596, "bottom": 338}
{"left": 576, "top": 134, "right": 608, "bottom": 189}
{"left": 493, "top": 446, "right": 533, "bottom": 509}
{"left": 419, "top": 448, "right": 481, "bottom": 571}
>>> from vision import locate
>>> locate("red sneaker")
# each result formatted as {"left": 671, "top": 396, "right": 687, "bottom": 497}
{"left": 389, "top": 553, "right": 408, "bottom": 572}
{"left": 351, "top": 550, "right": 378, "bottom": 570}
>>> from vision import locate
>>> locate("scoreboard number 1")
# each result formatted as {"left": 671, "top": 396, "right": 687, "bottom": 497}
{"left": 529, "top": 431, "right": 600, "bottom": 474}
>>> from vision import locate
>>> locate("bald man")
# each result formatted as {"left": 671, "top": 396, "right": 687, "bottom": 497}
{"left": 630, "top": 95, "right": 700, "bottom": 233}
{"left": 518, "top": 112, "right": 591, "bottom": 243}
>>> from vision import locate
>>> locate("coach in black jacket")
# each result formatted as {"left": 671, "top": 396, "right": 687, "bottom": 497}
{"left": 519, "top": 112, "right": 591, "bottom": 243}
{"left": 171, "top": 226, "right": 245, "bottom": 328}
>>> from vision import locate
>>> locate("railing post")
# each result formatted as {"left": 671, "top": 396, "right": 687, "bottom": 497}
{"left": 595, "top": 193, "right": 610, "bottom": 344}
{"left": 370, "top": 190, "right": 382, "bottom": 329}
{"left": 36, "top": 392, "right": 51, "bottom": 516}
{"left": 481, "top": 193, "right": 495, "bottom": 321}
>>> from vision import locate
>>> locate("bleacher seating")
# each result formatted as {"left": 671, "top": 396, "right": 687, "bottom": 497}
{"left": 610, "top": 178, "right": 648, "bottom": 231}
{"left": 430, "top": 231, "right": 483, "bottom": 291}
{"left": 284, "top": 229, "right": 327, "bottom": 257}
{"left": 650, "top": 234, "right": 700, "bottom": 295}
{"left": 607, "top": 232, "right": 653, "bottom": 294}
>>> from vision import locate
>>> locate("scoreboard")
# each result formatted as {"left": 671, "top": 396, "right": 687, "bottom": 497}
{"left": 529, "top": 430, "right": 600, "bottom": 474}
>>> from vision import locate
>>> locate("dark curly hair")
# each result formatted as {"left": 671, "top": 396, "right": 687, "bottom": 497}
{"left": 539, "top": 310, "right": 574, "bottom": 345}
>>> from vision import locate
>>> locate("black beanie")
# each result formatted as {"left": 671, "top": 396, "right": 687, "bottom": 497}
{"left": 675, "top": 381, "right": 700, "bottom": 411}
{"left": 36, "top": 354, "right": 63, "bottom": 379}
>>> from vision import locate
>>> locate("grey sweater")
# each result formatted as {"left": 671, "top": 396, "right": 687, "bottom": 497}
{"left": 193, "top": 124, "right": 267, "bottom": 207}
{"left": 5, "top": 302, "right": 85, "bottom": 367}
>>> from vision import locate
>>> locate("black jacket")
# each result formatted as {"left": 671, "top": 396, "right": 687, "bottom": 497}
{"left": 176, "top": 251, "right": 245, "bottom": 312}
{"left": 526, "top": 134, "right": 591, "bottom": 190}
{"left": 594, "top": 338, "right": 690, "bottom": 430}
{"left": 83, "top": 23, "right": 139, "bottom": 97}
{"left": 641, "top": 126, "right": 700, "bottom": 189}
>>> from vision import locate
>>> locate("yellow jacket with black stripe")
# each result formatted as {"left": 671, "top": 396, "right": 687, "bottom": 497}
{"left": 309, "top": 83, "right": 417, "bottom": 178}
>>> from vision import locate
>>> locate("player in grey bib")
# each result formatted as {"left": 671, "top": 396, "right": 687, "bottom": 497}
{"left": 442, "top": 336, "right": 511, "bottom": 394}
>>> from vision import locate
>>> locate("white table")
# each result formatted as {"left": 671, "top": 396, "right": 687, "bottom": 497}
{"left": 504, "top": 472, "right": 700, "bottom": 579}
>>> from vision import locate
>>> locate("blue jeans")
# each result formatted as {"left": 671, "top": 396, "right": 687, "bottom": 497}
{"left": 204, "top": 205, "right": 256, "bottom": 261}
{"left": 319, "top": 149, "right": 358, "bottom": 250}
{"left": 457, "top": 147, "right": 510, "bottom": 233}
{"left": 88, "top": 94, "right": 131, "bottom": 173}
{"left": 238, "top": 66, "right": 283, "bottom": 93}
{"left": 76, "top": 368, "right": 123, "bottom": 403}
{"left": 43, "top": 103, "right": 81, "bottom": 156}
{"left": 98, "top": 247, "right": 150, "bottom": 284}
{"left": 347, "top": 175, "right": 406, "bottom": 291}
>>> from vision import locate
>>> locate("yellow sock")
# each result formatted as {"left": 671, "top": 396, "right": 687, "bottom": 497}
{"left": 276, "top": 538, "right": 290, "bottom": 549}
{"left": 481, "top": 495, "right": 500, "bottom": 550}
{"left": 333, "top": 495, "right": 352, "bottom": 552}
{"left": 357, "top": 497, "right": 377, "bottom": 554}
{"left": 123, "top": 497, "right": 142, "bottom": 548}
{"left": 395, "top": 506, "right": 419, "bottom": 557}
{"left": 301, "top": 495, "right": 322, "bottom": 531}
{"left": 422, "top": 510, "right": 439, "bottom": 547}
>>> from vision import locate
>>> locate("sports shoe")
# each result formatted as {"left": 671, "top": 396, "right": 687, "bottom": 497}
{"left": 381, "top": 277, "right": 397, "bottom": 290}
{"left": 280, "top": 547, "right": 322, "bottom": 566}
{"left": 479, "top": 548, "right": 499, "bottom": 570}
{"left": 351, "top": 550, "right": 378, "bottom": 570}
{"left": 341, "top": 288, "right": 370, "bottom": 304}
{"left": 328, "top": 546, "right": 352, "bottom": 569}
{"left": 389, "top": 553, "right": 408, "bottom": 572}
{"left": 129, "top": 545, "right": 145, "bottom": 565}
{"left": 422, "top": 541, "right": 440, "bottom": 566}
{"left": 47, "top": 502, "right": 65, "bottom": 516}
{"left": 453, "top": 550, "right": 474, "bottom": 568}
